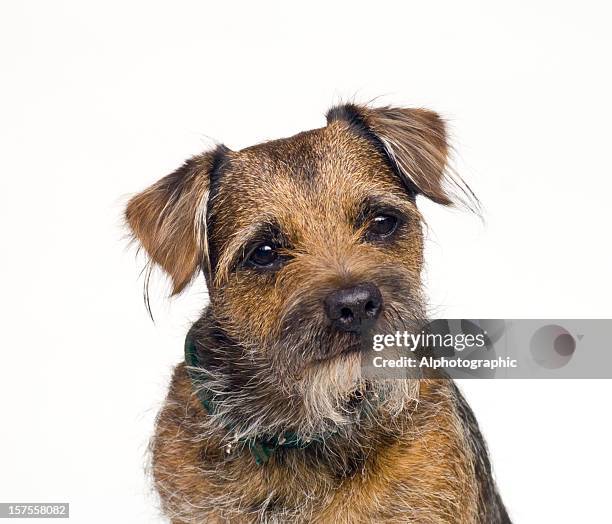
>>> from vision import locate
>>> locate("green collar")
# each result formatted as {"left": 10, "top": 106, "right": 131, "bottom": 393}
{"left": 184, "top": 333, "right": 320, "bottom": 465}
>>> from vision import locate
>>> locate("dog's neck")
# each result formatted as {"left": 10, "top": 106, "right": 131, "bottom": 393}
{"left": 185, "top": 331, "right": 332, "bottom": 465}
{"left": 184, "top": 313, "right": 421, "bottom": 468}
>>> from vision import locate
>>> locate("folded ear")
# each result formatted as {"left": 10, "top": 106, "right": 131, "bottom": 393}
{"left": 327, "top": 103, "right": 473, "bottom": 206}
{"left": 125, "top": 145, "right": 228, "bottom": 295}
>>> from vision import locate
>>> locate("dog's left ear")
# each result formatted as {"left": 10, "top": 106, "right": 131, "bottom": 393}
{"left": 125, "top": 146, "right": 227, "bottom": 294}
{"left": 327, "top": 104, "right": 459, "bottom": 205}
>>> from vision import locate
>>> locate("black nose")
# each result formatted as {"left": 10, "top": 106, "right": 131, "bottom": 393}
{"left": 324, "top": 283, "right": 383, "bottom": 333}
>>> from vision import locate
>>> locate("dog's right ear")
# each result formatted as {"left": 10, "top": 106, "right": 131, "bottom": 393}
{"left": 125, "top": 146, "right": 228, "bottom": 295}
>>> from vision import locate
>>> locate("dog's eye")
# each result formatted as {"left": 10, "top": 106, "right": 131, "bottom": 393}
{"left": 247, "top": 243, "right": 279, "bottom": 268}
{"left": 366, "top": 214, "right": 399, "bottom": 240}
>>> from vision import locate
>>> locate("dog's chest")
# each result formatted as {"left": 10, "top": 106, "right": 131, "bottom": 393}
{"left": 158, "top": 445, "right": 478, "bottom": 524}
{"left": 151, "top": 369, "right": 480, "bottom": 523}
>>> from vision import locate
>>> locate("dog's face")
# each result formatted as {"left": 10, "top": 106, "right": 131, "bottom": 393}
{"left": 127, "top": 104, "right": 466, "bottom": 432}
{"left": 209, "top": 122, "right": 426, "bottom": 373}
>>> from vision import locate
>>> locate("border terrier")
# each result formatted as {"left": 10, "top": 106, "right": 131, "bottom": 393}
{"left": 126, "top": 103, "right": 510, "bottom": 523}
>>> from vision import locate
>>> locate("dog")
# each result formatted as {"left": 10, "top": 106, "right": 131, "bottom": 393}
{"left": 126, "top": 103, "right": 510, "bottom": 523}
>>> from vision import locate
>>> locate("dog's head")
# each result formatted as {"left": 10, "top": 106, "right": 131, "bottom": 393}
{"left": 127, "top": 104, "right": 470, "bottom": 436}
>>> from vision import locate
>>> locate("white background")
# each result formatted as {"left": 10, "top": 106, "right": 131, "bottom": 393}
{"left": 1, "top": 1, "right": 611, "bottom": 522}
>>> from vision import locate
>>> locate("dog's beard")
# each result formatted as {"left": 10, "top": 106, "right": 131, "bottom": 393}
{"left": 295, "top": 352, "right": 421, "bottom": 438}
{"left": 199, "top": 274, "right": 427, "bottom": 443}
{"left": 196, "top": 350, "right": 421, "bottom": 444}
{"left": 269, "top": 292, "right": 426, "bottom": 439}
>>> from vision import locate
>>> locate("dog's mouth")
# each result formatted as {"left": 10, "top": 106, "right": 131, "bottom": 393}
{"left": 311, "top": 338, "right": 364, "bottom": 364}
{"left": 312, "top": 348, "right": 359, "bottom": 366}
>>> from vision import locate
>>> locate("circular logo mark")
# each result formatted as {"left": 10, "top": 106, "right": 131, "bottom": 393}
{"left": 530, "top": 324, "right": 576, "bottom": 369}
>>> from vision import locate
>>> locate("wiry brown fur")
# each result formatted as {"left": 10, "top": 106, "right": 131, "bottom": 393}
{"left": 126, "top": 103, "right": 509, "bottom": 523}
